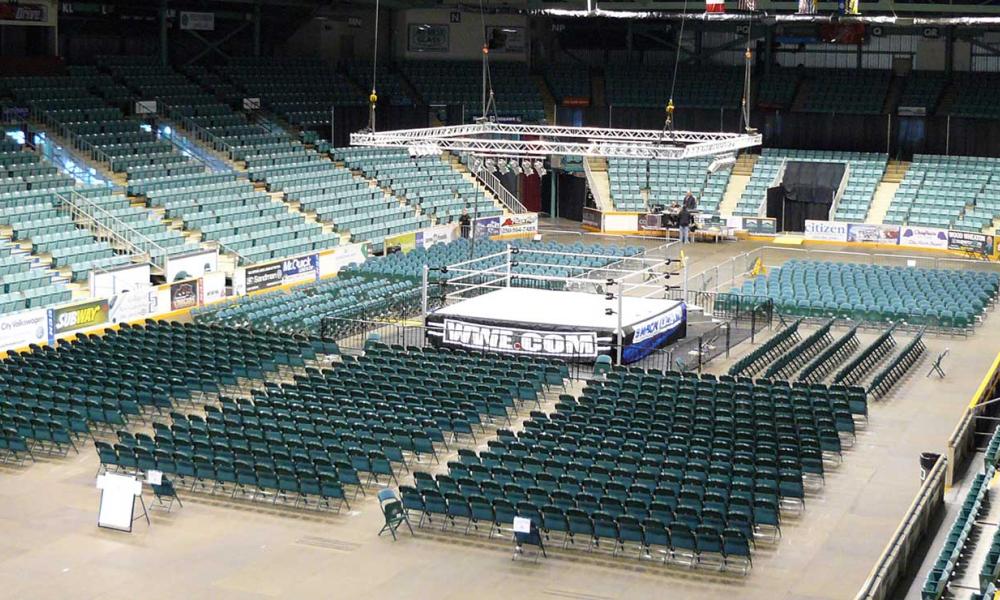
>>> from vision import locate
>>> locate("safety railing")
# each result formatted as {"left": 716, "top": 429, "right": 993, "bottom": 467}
{"left": 56, "top": 189, "right": 165, "bottom": 267}
{"left": 854, "top": 454, "right": 946, "bottom": 600}
{"left": 471, "top": 159, "right": 527, "bottom": 214}
{"left": 830, "top": 162, "right": 850, "bottom": 220}
{"left": 946, "top": 351, "right": 1000, "bottom": 488}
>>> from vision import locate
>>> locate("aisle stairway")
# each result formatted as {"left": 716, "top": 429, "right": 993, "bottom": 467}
{"left": 584, "top": 157, "right": 614, "bottom": 212}
{"left": 867, "top": 160, "right": 909, "bottom": 225}
{"left": 718, "top": 154, "right": 757, "bottom": 216}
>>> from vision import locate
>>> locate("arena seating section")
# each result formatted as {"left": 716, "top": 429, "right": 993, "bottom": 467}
{"left": 732, "top": 259, "right": 998, "bottom": 328}
{"left": 400, "top": 61, "right": 545, "bottom": 123}
{"left": 605, "top": 66, "right": 741, "bottom": 110}
{"left": 898, "top": 72, "right": 948, "bottom": 115}
{"left": 949, "top": 72, "right": 1000, "bottom": 120}
{"left": 0, "top": 321, "right": 324, "bottom": 464}
{"left": 218, "top": 58, "right": 364, "bottom": 131}
{"left": 545, "top": 64, "right": 592, "bottom": 105}
{"left": 756, "top": 69, "right": 800, "bottom": 110}
{"left": 403, "top": 367, "right": 861, "bottom": 570}
{"left": 734, "top": 149, "right": 887, "bottom": 220}
{"left": 607, "top": 157, "right": 731, "bottom": 213}
{"left": 798, "top": 69, "right": 890, "bottom": 115}
{"left": 921, "top": 427, "right": 1000, "bottom": 599}
{"left": 195, "top": 274, "right": 419, "bottom": 335}
{"left": 0, "top": 139, "right": 142, "bottom": 288}
{"left": 91, "top": 338, "right": 559, "bottom": 513}
{"left": 347, "top": 238, "right": 642, "bottom": 283}
{"left": 886, "top": 155, "right": 1000, "bottom": 231}
{"left": 334, "top": 147, "right": 501, "bottom": 225}
{"left": 195, "top": 239, "right": 642, "bottom": 335}
{"left": 343, "top": 61, "right": 415, "bottom": 107}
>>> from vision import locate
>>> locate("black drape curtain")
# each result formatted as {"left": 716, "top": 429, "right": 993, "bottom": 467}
{"left": 766, "top": 184, "right": 829, "bottom": 233}
{"left": 783, "top": 161, "right": 844, "bottom": 205}
{"left": 557, "top": 172, "right": 587, "bottom": 222}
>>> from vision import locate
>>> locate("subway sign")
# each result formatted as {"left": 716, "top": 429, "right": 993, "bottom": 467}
{"left": 50, "top": 299, "right": 110, "bottom": 335}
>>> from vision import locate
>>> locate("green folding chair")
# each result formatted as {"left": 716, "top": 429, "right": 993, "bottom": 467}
{"left": 378, "top": 488, "right": 414, "bottom": 541}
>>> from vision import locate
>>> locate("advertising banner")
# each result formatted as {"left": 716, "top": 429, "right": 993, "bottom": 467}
{"left": 243, "top": 262, "right": 283, "bottom": 293}
{"left": 804, "top": 220, "right": 849, "bottom": 242}
{"left": 0, "top": 308, "right": 49, "bottom": 352}
{"left": 743, "top": 217, "right": 777, "bottom": 235}
{"left": 0, "top": 2, "right": 51, "bottom": 25}
{"left": 473, "top": 216, "right": 502, "bottom": 240}
{"left": 201, "top": 272, "right": 227, "bottom": 305}
{"left": 318, "top": 243, "right": 369, "bottom": 276}
{"left": 49, "top": 299, "right": 109, "bottom": 337}
{"left": 847, "top": 223, "right": 900, "bottom": 244}
{"left": 109, "top": 289, "right": 159, "bottom": 324}
{"left": 166, "top": 249, "right": 218, "bottom": 282}
{"left": 180, "top": 11, "right": 215, "bottom": 31}
{"left": 280, "top": 254, "right": 320, "bottom": 285}
{"left": 417, "top": 224, "right": 458, "bottom": 249}
{"left": 900, "top": 225, "right": 950, "bottom": 250}
{"left": 582, "top": 207, "right": 603, "bottom": 229}
{"left": 948, "top": 231, "right": 995, "bottom": 256}
{"left": 169, "top": 279, "right": 200, "bottom": 311}
{"left": 497, "top": 213, "right": 539, "bottom": 237}
{"left": 90, "top": 263, "right": 151, "bottom": 298}
{"left": 385, "top": 232, "right": 418, "bottom": 254}
{"left": 439, "top": 318, "right": 599, "bottom": 359}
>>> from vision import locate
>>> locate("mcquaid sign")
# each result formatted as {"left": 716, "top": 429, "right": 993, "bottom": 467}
{"left": 442, "top": 319, "right": 598, "bottom": 358}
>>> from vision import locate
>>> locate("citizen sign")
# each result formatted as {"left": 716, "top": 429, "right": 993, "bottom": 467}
{"left": 443, "top": 319, "right": 597, "bottom": 358}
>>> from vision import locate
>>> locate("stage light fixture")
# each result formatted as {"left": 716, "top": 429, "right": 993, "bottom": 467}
{"left": 498, "top": 159, "right": 510, "bottom": 174}
{"left": 512, "top": 160, "right": 523, "bottom": 175}
{"left": 485, "top": 158, "right": 496, "bottom": 172}
{"left": 533, "top": 160, "right": 546, "bottom": 176}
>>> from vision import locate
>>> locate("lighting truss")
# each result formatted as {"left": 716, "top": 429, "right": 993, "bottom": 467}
{"left": 352, "top": 122, "right": 762, "bottom": 161}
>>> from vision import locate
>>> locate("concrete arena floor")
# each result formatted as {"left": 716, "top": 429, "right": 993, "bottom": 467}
{"left": 0, "top": 221, "right": 997, "bottom": 600}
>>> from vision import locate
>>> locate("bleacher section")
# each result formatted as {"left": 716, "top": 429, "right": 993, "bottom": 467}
{"left": 400, "top": 61, "right": 545, "bottom": 123}
{"left": 1, "top": 321, "right": 323, "bottom": 465}
{"left": 756, "top": 69, "right": 800, "bottom": 110}
{"left": 607, "top": 157, "right": 731, "bottom": 213}
{"left": 194, "top": 274, "right": 419, "bottom": 335}
{"left": 886, "top": 155, "right": 1000, "bottom": 231}
{"left": 798, "top": 69, "right": 890, "bottom": 115}
{"left": 899, "top": 73, "right": 947, "bottom": 115}
{"left": 96, "top": 342, "right": 558, "bottom": 512}
{"left": 0, "top": 141, "right": 137, "bottom": 284}
{"left": 347, "top": 238, "right": 643, "bottom": 283}
{"left": 343, "top": 61, "right": 415, "bottom": 107}
{"left": 140, "top": 176, "right": 340, "bottom": 265}
{"left": 404, "top": 368, "right": 862, "bottom": 570}
{"left": 545, "top": 64, "right": 591, "bottom": 104}
{"left": 733, "top": 260, "right": 999, "bottom": 328}
{"left": 921, "top": 465, "right": 993, "bottom": 599}
{"left": 218, "top": 58, "right": 363, "bottom": 132}
{"left": 949, "top": 72, "right": 1000, "bottom": 119}
{"left": 733, "top": 149, "right": 887, "bottom": 220}
{"left": 335, "top": 147, "right": 502, "bottom": 225}
{"left": 605, "top": 66, "right": 741, "bottom": 109}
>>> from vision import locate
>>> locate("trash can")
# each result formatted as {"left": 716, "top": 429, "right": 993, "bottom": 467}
{"left": 920, "top": 452, "right": 941, "bottom": 481}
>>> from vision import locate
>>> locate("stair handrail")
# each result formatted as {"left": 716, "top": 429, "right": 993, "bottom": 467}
{"left": 56, "top": 189, "right": 166, "bottom": 267}
{"left": 470, "top": 158, "right": 527, "bottom": 214}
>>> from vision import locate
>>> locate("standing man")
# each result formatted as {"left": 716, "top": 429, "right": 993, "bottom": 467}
{"left": 683, "top": 190, "right": 698, "bottom": 212}
{"left": 459, "top": 208, "right": 472, "bottom": 239}
{"left": 678, "top": 205, "right": 693, "bottom": 244}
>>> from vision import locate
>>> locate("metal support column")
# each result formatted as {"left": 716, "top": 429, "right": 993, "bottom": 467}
{"left": 253, "top": 0, "right": 262, "bottom": 57}
{"left": 616, "top": 285, "right": 624, "bottom": 365}
{"left": 421, "top": 265, "right": 430, "bottom": 324}
{"left": 160, "top": 0, "right": 169, "bottom": 67}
